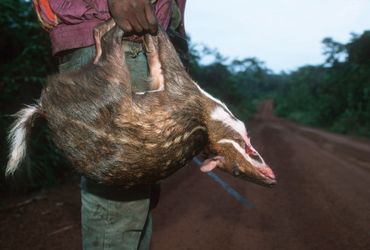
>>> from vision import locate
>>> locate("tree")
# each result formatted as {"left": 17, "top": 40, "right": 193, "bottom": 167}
{"left": 322, "top": 37, "right": 346, "bottom": 66}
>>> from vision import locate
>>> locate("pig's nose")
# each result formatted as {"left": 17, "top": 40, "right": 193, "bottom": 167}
{"left": 258, "top": 167, "right": 276, "bottom": 182}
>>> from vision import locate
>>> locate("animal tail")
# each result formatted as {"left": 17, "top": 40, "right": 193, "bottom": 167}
{"left": 6, "top": 104, "right": 42, "bottom": 176}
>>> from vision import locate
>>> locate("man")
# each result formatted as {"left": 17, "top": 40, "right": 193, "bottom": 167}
{"left": 33, "top": 0, "right": 187, "bottom": 249}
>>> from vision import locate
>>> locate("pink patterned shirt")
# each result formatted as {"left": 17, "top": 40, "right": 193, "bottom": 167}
{"left": 34, "top": 0, "right": 186, "bottom": 55}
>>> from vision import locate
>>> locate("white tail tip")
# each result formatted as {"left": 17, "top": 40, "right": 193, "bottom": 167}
{"left": 6, "top": 105, "right": 39, "bottom": 176}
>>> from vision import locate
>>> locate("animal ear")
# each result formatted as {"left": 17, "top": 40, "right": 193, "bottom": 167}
{"left": 200, "top": 156, "right": 225, "bottom": 172}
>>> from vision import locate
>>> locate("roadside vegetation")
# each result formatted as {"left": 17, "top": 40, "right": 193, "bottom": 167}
{"left": 274, "top": 33, "right": 370, "bottom": 137}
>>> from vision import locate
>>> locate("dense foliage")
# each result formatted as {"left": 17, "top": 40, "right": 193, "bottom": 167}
{"left": 189, "top": 47, "right": 280, "bottom": 118}
{"left": 274, "top": 32, "right": 370, "bottom": 137}
{"left": 0, "top": 0, "right": 66, "bottom": 190}
{"left": 1, "top": 1, "right": 369, "bottom": 190}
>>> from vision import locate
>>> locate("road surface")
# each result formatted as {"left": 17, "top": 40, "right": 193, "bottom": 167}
{"left": 151, "top": 100, "right": 370, "bottom": 250}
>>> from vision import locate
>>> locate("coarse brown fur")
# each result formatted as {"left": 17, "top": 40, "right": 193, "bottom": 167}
{"left": 7, "top": 20, "right": 276, "bottom": 188}
{"left": 40, "top": 25, "right": 210, "bottom": 187}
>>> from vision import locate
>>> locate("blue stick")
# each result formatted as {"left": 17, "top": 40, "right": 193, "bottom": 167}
{"left": 192, "top": 157, "right": 255, "bottom": 209}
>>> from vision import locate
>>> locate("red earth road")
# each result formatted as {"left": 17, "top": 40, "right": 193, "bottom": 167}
{"left": 1, "top": 100, "right": 370, "bottom": 250}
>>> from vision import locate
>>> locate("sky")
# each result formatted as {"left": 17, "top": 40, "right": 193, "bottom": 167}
{"left": 185, "top": 0, "right": 370, "bottom": 73}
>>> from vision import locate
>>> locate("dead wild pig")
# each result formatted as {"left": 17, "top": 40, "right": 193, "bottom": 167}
{"left": 6, "top": 20, "right": 276, "bottom": 188}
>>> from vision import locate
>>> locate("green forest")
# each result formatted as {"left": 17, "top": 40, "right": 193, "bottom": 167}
{"left": 1, "top": 1, "right": 369, "bottom": 189}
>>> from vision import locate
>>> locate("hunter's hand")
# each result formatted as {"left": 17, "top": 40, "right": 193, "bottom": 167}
{"left": 108, "top": 0, "right": 158, "bottom": 35}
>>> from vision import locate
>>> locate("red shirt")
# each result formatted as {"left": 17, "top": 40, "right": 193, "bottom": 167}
{"left": 34, "top": 0, "right": 186, "bottom": 55}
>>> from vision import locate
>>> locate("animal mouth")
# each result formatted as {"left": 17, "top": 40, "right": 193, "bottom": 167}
{"left": 232, "top": 165, "right": 277, "bottom": 187}
{"left": 257, "top": 166, "right": 277, "bottom": 186}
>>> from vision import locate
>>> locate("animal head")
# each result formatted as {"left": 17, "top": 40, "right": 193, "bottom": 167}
{"left": 201, "top": 101, "right": 276, "bottom": 187}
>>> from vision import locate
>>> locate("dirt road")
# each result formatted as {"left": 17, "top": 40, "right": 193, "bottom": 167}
{"left": 1, "top": 100, "right": 370, "bottom": 249}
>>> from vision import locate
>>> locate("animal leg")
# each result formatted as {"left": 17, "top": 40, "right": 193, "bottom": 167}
{"left": 93, "top": 19, "right": 133, "bottom": 98}
{"left": 144, "top": 34, "right": 164, "bottom": 92}
{"left": 200, "top": 156, "right": 225, "bottom": 172}
{"left": 156, "top": 28, "right": 185, "bottom": 71}
{"left": 93, "top": 19, "right": 116, "bottom": 64}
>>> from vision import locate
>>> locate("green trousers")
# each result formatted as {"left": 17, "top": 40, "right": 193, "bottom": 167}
{"left": 58, "top": 42, "right": 152, "bottom": 250}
